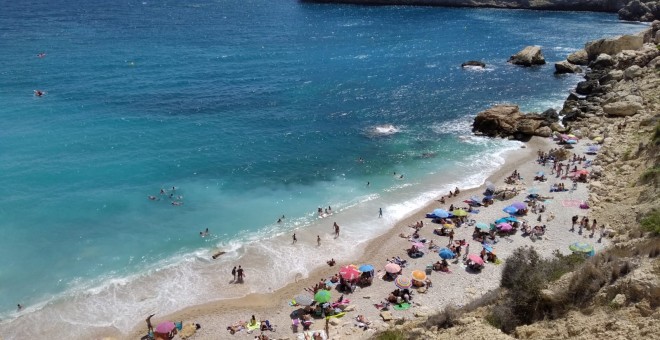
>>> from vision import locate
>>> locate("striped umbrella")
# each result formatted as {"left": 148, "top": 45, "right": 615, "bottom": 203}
{"left": 395, "top": 276, "right": 412, "bottom": 289}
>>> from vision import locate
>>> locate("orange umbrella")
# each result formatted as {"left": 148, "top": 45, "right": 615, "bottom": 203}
{"left": 411, "top": 270, "right": 427, "bottom": 281}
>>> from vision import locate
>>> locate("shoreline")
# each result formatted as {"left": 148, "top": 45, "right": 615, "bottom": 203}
{"left": 123, "top": 136, "right": 549, "bottom": 339}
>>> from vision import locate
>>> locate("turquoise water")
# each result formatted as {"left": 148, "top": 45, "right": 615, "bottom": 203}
{"left": 0, "top": 0, "right": 645, "bottom": 337}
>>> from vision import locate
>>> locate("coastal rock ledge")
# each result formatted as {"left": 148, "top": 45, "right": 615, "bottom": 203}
{"left": 472, "top": 104, "right": 559, "bottom": 139}
{"left": 508, "top": 46, "right": 546, "bottom": 66}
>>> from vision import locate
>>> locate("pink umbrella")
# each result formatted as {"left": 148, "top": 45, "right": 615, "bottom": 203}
{"left": 156, "top": 321, "right": 176, "bottom": 334}
{"left": 411, "top": 242, "right": 425, "bottom": 248}
{"left": 511, "top": 202, "right": 527, "bottom": 210}
{"left": 385, "top": 262, "right": 401, "bottom": 274}
{"left": 467, "top": 254, "right": 484, "bottom": 265}
{"left": 339, "top": 265, "right": 361, "bottom": 280}
{"left": 497, "top": 223, "right": 513, "bottom": 231}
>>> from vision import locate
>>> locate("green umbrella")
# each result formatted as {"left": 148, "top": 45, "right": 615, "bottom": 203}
{"left": 314, "top": 290, "right": 332, "bottom": 303}
{"left": 569, "top": 242, "right": 594, "bottom": 253}
{"left": 452, "top": 209, "right": 468, "bottom": 217}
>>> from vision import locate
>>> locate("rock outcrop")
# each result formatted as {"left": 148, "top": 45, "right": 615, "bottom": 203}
{"left": 508, "top": 46, "right": 546, "bottom": 66}
{"left": 461, "top": 60, "right": 486, "bottom": 68}
{"left": 585, "top": 34, "right": 644, "bottom": 60}
{"left": 472, "top": 105, "right": 560, "bottom": 139}
{"left": 567, "top": 49, "right": 589, "bottom": 65}
{"left": 618, "top": 0, "right": 660, "bottom": 21}
{"left": 555, "top": 61, "right": 583, "bottom": 74}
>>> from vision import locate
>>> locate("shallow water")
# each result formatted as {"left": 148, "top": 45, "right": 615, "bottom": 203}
{"left": 0, "top": 0, "right": 646, "bottom": 337}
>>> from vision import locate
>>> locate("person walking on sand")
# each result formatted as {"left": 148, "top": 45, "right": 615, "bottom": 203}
{"left": 146, "top": 313, "right": 155, "bottom": 334}
{"left": 317, "top": 235, "right": 321, "bottom": 246}
{"left": 333, "top": 222, "right": 340, "bottom": 238}
{"left": 379, "top": 208, "right": 383, "bottom": 218}
{"left": 231, "top": 266, "right": 237, "bottom": 282}
{"left": 448, "top": 229, "right": 454, "bottom": 246}
{"left": 237, "top": 265, "right": 244, "bottom": 282}
{"left": 292, "top": 233, "right": 297, "bottom": 244}
{"left": 463, "top": 243, "right": 470, "bottom": 260}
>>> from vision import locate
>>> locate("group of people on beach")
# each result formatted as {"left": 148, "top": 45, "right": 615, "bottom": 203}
{"left": 231, "top": 266, "right": 245, "bottom": 283}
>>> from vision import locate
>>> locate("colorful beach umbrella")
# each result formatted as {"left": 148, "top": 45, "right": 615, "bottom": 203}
{"left": 359, "top": 264, "right": 374, "bottom": 273}
{"left": 294, "top": 294, "right": 314, "bottom": 306}
{"left": 439, "top": 248, "right": 455, "bottom": 259}
{"left": 411, "top": 242, "right": 425, "bottom": 248}
{"left": 442, "top": 223, "right": 455, "bottom": 229}
{"left": 314, "top": 290, "right": 332, "bottom": 303}
{"left": 497, "top": 223, "right": 513, "bottom": 232}
{"left": 475, "top": 222, "right": 490, "bottom": 231}
{"left": 395, "top": 276, "right": 412, "bottom": 289}
{"left": 431, "top": 209, "right": 449, "bottom": 218}
{"left": 503, "top": 206, "right": 518, "bottom": 214}
{"left": 483, "top": 244, "right": 493, "bottom": 253}
{"left": 385, "top": 262, "right": 401, "bottom": 274}
{"left": 156, "top": 321, "right": 176, "bottom": 334}
{"left": 411, "top": 270, "right": 427, "bottom": 281}
{"left": 339, "top": 265, "right": 361, "bottom": 280}
{"left": 452, "top": 208, "right": 468, "bottom": 217}
{"left": 511, "top": 202, "right": 527, "bottom": 210}
{"left": 467, "top": 254, "right": 484, "bottom": 265}
{"left": 569, "top": 242, "right": 594, "bottom": 253}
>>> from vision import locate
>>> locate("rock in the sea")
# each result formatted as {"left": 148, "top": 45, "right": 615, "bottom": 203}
{"left": 472, "top": 104, "right": 557, "bottom": 139}
{"left": 461, "top": 60, "right": 486, "bottom": 68}
{"left": 585, "top": 34, "right": 644, "bottom": 60}
{"left": 567, "top": 49, "right": 589, "bottom": 65}
{"left": 554, "top": 61, "right": 582, "bottom": 74}
{"left": 508, "top": 46, "right": 546, "bottom": 66}
{"left": 603, "top": 101, "right": 643, "bottom": 116}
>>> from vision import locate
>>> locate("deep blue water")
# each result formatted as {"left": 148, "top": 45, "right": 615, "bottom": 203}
{"left": 0, "top": 0, "right": 645, "bottom": 337}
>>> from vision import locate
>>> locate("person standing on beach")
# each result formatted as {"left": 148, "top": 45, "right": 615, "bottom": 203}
{"left": 146, "top": 314, "right": 155, "bottom": 334}
{"left": 292, "top": 233, "right": 297, "bottom": 244}
{"left": 448, "top": 230, "right": 454, "bottom": 246}
{"left": 237, "top": 266, "right": 244, "bottom": 283}
{"left": 317, "top": 235, "right": 321, "bottom": 246}
{"left": 464, "top": 243, "right": 470, "bottom": 260}
{"left": 333, "top": 222, "right": 340, "bottom": 238}
{"left": 231, "top": 266, "right": 237, "bottom": 282}
{"left": 379, "top": 208, "right": 383, "bottom": 218}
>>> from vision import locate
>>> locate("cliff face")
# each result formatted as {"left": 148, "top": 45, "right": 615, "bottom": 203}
{"left": 300, "top": 0, "right": 628, "bottom": 14}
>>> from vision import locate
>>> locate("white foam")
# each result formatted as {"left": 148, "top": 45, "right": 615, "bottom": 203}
{"left": 371, "top": 124, "right": 400, "bottom": 136}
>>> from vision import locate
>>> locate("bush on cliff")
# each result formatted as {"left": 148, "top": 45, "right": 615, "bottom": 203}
{"left": 640, "top": 209, "right": 660, "bottom": 235}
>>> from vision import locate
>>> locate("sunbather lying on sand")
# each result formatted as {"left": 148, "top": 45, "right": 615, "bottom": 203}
{"left": 227, "top": 321, "right": 246, "bottom": 334}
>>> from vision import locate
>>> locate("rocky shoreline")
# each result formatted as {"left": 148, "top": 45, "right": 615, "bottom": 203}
{"left": 300, "top": 0, "right": 659, "bottom": 22}
{"left": 372, "top": 21, "right": 660, "bottom": 340}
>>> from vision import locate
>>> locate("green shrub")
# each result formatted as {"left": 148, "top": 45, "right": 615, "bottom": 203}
{"left": 426, "top": 306, "right": 459, "bottom": 329}
{"left": 376, "top": 330, "right": 406, "bottom": 340}
{"left": 640, "top": 210, "right": 660, "bottom": 235}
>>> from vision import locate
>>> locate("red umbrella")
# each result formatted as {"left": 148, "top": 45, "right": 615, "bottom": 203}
{"left": 467, "top": 254, "right": 484, "bottom": 265}
{"left": 339, "top": 265, "right": 361, "bottom": 280}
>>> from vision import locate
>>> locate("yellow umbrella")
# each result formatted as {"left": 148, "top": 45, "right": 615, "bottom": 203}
{"left": 443, "top": 223, "right": 455, "bottom": 229}
{"left": 452, "top": 209, "right": 468, "bottom": 217}
{"left": 411, "top": 270, "right": 427, "bottom": 281}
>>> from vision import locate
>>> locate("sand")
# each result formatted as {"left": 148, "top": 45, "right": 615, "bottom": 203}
{"left": 125, "top": 136, "right": 601, "bottom": 340}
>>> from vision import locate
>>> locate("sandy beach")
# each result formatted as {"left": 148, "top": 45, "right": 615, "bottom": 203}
{"left": 122, "top": 134, "right": 601, "bottom": 340}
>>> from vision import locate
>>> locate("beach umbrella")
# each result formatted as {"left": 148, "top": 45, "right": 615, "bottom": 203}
{"left": 467, "top": 254, "right": 484, "bottom": 265}
{"left": 395, "top": 276, "right": 412, "bottom": 289}
{"left": 439, "top": 248, "right": 455, "bottom": 259}
{"left": 566, "top": 139, "right": 577, "bottom": 144}
{"left": 475, "top": 222, "right": 490, "bottom": 231}
{"left": 497, "top": 223, "right": 513, "bottom": 231}
{"left": 470, "top": 195, "right": 480, "bottom": 202}
{"left": 452, "top": 208, "right": 468, "bottom": 217}
{"left": 511, "top": 202, "right": 527, "bottom": 210}
{"left": 587, "top": 145, "right": 600, "bottom": 153}
{"left": 339, "top": 265, "right": 361, "bottom": 280}
{"left": 294, "top": 294, "right": 314, "bottom": 306}
{"left": 485, "top": 181, "right": 496, "bottom": 191}
{"left": 432, "top": 209, "right": 449, "bottom": 218}
{"left": 156, "top": 321, "right": 176, "bottom": 334}
{"left": 527, "top": 187, "right": 539, "bottom": 195}
{"left": 483, "top": 245, "right": 493, "bottom": 253}
{"left": 536, "top": 171, "right": 544, "bottom": 177}
{"left": 411, "top": 270, "right": 427, "bottom": 281}
{"left": 411, "top": 242, "right": 425, "bottom": 248}
{"left": 569, "top": 242, "right": 594, "bottom": 253}
{"left": 385, "top": 263, "right": 401, "bottom": 274}
{"left": 442, "top": 223, "right": 455, "bottom": 229}
{"left": 503, "top": 206, "right": 518, "bottom": 214}
{"left": 359, "top": 264, "right": 374, "bottom": 273}
{"left": 314, "top": 290, "right": 332, "bottom": 303}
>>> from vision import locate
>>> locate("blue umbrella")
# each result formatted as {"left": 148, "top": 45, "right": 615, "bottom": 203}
{"left": 439, "top": 248, "right": 455, "bottom": 259}
{"left": 483, "top": 245, "right": 493, "bottom": 253}
{"left": 470, "top": 196, "right": 480, "bottom": 202}
{"left": 432, "top": 209, "right": 449, "bottom": 218}
{"left": 359, "top": 264, "right": 374, "bottom": 272}
{"left": 503, "top": 206, "right": 518, "bottom": 214}
{"left": 536, "top": 171, "right": 544, "bottom": 176}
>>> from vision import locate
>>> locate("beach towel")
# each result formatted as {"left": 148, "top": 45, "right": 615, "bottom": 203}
{"left": 561, "top": 199, "right": 582, "bottom": 207}
{"left": 325, "top": 312, "right": 346, "bottom": 319}
{"left": 247, "top": 321, "right": 260, "bottom": 332}
{"left": 392, "top": 302, "right": 411, "bottom": 311}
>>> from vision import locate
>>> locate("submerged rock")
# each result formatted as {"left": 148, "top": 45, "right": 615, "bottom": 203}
{"left": 461, "top": 60, "right": 486, "bottom": 68}
{"left": 508, "top": 46, "right": 546, "bottom": 66}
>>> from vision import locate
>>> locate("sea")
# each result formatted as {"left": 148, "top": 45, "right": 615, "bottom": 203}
{"left": 0, "top": 0, "right": 645, "bottom": 338}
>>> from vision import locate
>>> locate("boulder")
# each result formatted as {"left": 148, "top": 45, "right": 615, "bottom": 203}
{"left": 554, "top": 61, "right": 582, "bottom": 74}
{"left": 603, "top": 101, "right": 643, "bottom": 116}
{"left": 585, "top": 35, "right": 644, "bottom": 60}
{"left": 541, "top": 108, "right": 559, "bottom": 122}
{"left": 567, "top": 49, "right": 588, "bottom": 65}
{"left": 609, "top": 69, "right": 624, "bottom": 81}
{"left": 461, "top": 60, "right": 486, "bottom": 68}
{"left": 535, "top": 126, "right": 553, "bottom": 137}
{"left": 550, "top": 122, "right": 568, "bottom": 133}
{"left": 590, "top": 53, "right": 615, "bottom": 69}
{"left": 624, "top": 65, "right": 643, "bottom": 79}
{"left": 576, "top": 80, "right": 598, "bottom": 95}
{"left": 618, "top": 0, "right": 656, "bottom": 22}
{"left": 508, "top": 46, "right": 546, "bottom": 66}
{"left": 473, "top": 104, "right": 522, "bottom": 137}
{"left": 380, "top": 311, "right": 393, "bottom": 321}
{"left": 517, "top": 118, "right": 543, "bottom": 134}
{"left": 656, "top": 30, "right": 660, "bottom": 44}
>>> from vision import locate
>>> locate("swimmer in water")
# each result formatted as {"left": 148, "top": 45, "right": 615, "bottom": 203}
{"left": 172, "top": 201, "right": 183, "bottom": 206}
{"left": 37, "top": 53, "right": 46, "bottom": 58}
{"left": 34, "top": 90, "right": 44, "bottom": 97}
{"left": 148, "top": 195, "right": 158, "bottom": 201}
